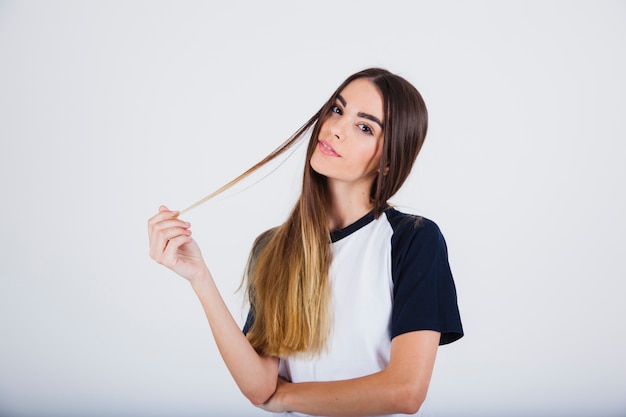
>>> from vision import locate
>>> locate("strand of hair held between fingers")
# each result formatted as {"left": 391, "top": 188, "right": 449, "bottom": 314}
{"left": 178, "top": 119, "right": 317, "bottom": 215}
{"left": 179, "top": 146, "right": 291, "bottom": 215}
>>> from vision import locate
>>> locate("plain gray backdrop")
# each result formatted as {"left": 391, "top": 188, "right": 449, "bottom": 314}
{"left": 1, "top": 1, "right": 625, "bottom": 416}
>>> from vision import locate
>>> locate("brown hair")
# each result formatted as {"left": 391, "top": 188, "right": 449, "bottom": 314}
{"left": 241, "top": 68, "right": 429, "bottom": 356}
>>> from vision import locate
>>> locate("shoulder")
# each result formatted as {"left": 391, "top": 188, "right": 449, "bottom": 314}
{"left": 384, "top": 208, "right": 451, "bottom": 283}
{"left": 252, "top": 227, "right": 278, "bottom": 253}
{"left": 246, "top": 227, "right": 278, "bottom": 273}
{"left": 384, "top": 207, "right": 446, "bottom": 249}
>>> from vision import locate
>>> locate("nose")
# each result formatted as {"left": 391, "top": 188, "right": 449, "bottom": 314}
{"left": 328, "top": 117, "right": 346, "bottom": 141}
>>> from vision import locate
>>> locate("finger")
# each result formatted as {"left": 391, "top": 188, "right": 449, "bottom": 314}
{"left": 151, "top": 218, "right": 190, "bottom": 235}
{"left": 150, "top": 225, "right": 192, "bottom": 262}
{"left": 160, "top": 234, "right": 194, "bottom": 266}
{"left": 159, "top": 205, "right": 178, "bottom": 214}
{"left": 149, "top": 218, "right": 190, "bottom": 244}
{"left": 148, "top": 207, "right": 183, "bottom": 240}
{"left": 149, "top": 207, "right": 179, "bottom": 226}
{"left": 151, "top": 231, "right": 191, "bottom": 265}
{"left": 149, "top": 223, "right": 190, "bottom": 259}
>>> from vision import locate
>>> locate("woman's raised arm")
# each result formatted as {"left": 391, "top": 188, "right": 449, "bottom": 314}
{"left": 148, "top": 206, "right": 279, "bottom": 405}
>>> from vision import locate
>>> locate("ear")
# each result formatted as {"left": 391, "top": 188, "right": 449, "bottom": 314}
{"left": 378, "top": 166, "right": 390, "bottom": 176}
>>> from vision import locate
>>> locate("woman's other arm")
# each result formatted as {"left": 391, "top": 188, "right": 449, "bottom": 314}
{"left": 148, "top": 206, "right": 278, "bottom": 405}
{"left": 260, "top": 330, "right": 439, "bottom": 416}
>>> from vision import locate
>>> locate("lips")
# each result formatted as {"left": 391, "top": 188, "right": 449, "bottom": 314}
{"left": 318, "top": 140, "right": 341, "bottom": 157}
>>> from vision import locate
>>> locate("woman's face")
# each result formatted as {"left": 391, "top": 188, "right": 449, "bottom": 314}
{"left": 310, "top": 78, "right": 385, "bottom": 189}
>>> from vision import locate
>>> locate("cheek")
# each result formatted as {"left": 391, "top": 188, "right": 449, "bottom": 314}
{"left": 309, "top": 147, "right": 325, "bottom": 174}
{"left": 309, "top": 150, "right": 319, "bottom": 170}
{"left": 356, "top": 140, "right": 383, "bottom": 166}
{"left": 318, "top": 119, "right": 331, "bottom": 136}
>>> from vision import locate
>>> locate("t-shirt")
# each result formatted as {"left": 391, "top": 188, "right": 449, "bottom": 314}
{"left": 244, "top": 207, "right": 463, "bottom": 416}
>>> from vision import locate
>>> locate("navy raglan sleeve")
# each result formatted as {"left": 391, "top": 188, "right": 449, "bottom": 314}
{"left": 242, "top": 309, "right": 254, "bottom": 335}
{"left": 390, "top": 216, "right": 463, "bottom": 345}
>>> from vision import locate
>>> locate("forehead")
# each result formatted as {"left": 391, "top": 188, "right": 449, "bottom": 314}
{"left": 338, "top": 78, "right": 384, "bottom": 121}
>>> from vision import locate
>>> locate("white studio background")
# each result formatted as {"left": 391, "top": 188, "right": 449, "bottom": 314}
{"left": 1, "top": 1, "right": 625, "bottom": 416}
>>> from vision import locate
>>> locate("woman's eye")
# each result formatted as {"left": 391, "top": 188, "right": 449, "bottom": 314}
{"left": 359, "top": 124, "right": 373, "bottom": 135}
{"left": 330, "top": 105, "right": 342, "bottom": 115}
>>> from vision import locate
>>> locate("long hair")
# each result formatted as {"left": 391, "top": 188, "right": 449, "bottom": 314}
{"left": 240, "top": 68, "right": 429, "bottom": 357}
{"left": 182, "top": 68, "right": 428, "bottom": 356}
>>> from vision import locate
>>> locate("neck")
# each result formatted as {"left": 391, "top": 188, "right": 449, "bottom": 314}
{"left": 326, "top": 179, "right": 375, "bottom": 231}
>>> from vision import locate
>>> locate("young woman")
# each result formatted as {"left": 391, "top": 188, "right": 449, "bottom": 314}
{"left": 148, "top": 68, "right": 463, "bottom": 416}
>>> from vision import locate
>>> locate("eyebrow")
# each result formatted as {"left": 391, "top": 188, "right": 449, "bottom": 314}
{"left": 336, "top": 94, "right": 384, "bottom": 129}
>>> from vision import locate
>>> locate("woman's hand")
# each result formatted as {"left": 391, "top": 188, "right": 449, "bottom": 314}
{"left": 148, "top": 206, "right": 280, "bottom": 404}
{"left": 148, "top": 205, "right": 208, "bottom": 284}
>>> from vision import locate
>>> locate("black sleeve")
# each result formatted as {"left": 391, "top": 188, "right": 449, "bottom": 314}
{"left": 390, "top": 216, "right": 463, "bottom": 345}
{"left": 242, "top": 308, "right": 254, "bottom": 335}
